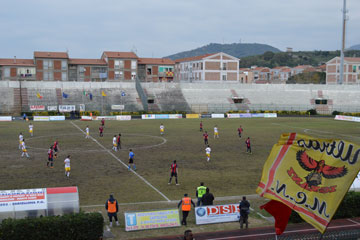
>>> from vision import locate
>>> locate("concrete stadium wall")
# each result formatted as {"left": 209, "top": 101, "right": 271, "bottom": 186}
{"left": 0, "top": 81, "right": 143, "bottom": 114}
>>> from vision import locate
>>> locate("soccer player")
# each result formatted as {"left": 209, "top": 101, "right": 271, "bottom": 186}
{"left": 21, "top": 139, "right": 30, "bottom": 158}
{"left": 160, "top": 123, "right": 165, "bottom": 135}
{"left": 112, "top": 135, "right": 117, "bottom": 152}
{"left": 117, "top": 134, "right": 121, "bottom": 150}
{"left": 238, "top": 125, "right": 243, "bottom": 138}
{"left": 203, "top": 131, "right": 209, "bottom": 145}
{"left": 53, "top": 141, "right": 59, "bottom": 159}
{"left": 214, "top": 125, "right": 219, "bottom": 139}
{"left": 47, "top": 146, "right": 54, "bottom": 168}
{"left": 101, "top": 118, "right": 105, "bottom": 127}
{"left": 245, "top": 137, "right": 252, "bottom": 154}
{"left": 19, "top": 132, "right": 24, "bottom": 150}
{"left": 64, "top": 155, "right": 71, "bottom": 178}
{"left": 200, "top": 121, "right": 203, "bottom": 132}
{"left": 29, "top": 122, "right": 34, "bottom": 137}
{"left": 85, "top": 126, "right": 90, "bottom": 139}
{"left": 205, "top": 145, "right": 211, "bottom": 162}
{"left": 168, "top": 160, "right": 179, "bottom": 185}
{"left": 99, "top": 125, "right": 104, "bottom": 137}
{"left": 128, "top": 149, "right": 136, "bottom": 171}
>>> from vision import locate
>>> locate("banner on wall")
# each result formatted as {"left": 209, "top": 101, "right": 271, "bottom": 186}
{"left": 81, "top": 116, "right": 92, "bottom": 121}
{"left": 335, "top": 115, "right": 360, "bottom": 123}
{"left": 47, "top": 106, "right": 57, "bottom": 111}
{"left": 125, "top": 209, "right": 181, "bottom": 231}
{"left": 79, "top": 104, "right": 85, "bottom": 112}
{"left": 155, "top": 114, "right": 169, "bottom": 119}
{"left": 0, "top": 188, "right": 47, "bottom": 212}
{"left": 59, "top": 105, "right": 75, "bottom": 112}
{"left": 49, "top": 116, "right": 65, "bottom": 121}
{"left": 30, "top": 105, "right": 45, "bottom": 111}
{"left": 33, "top": 116, "right": 50, "bottom": 121}
{"left": 186, "top": 114, "right": 200, "bottom": 119}
{"left": 195, "top": 204, "right": 240, "bottom": 225}
{"left": 168, "top": 114, "right": 182, "bottom": 119}
{"left": 211, "top": 114, "right": 225, "bottom": 118}
{"left": 0, "top": 116, "right": 12, "bottom": 122}
{"left": 111, "top": 105, "right": 125, "bottom": 110}
{"left": 142, "top": 114, "right": 156, "bottom": 119}
{"left": 116, "top": 115, "right": 131, "bottom": 121}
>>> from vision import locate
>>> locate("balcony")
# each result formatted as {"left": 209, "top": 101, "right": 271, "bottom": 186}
{"left": 18, "top": 74, "right": 36, "bottom": 79}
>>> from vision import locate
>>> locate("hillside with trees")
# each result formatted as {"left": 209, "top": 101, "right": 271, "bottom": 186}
{"left": 239, "top": 50, "right": 360, "bottom": 68}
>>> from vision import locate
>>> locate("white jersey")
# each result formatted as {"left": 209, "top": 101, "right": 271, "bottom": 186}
{"left": 160, "top": 125, "right": 165, "bottom": 130}
{"left": 64, "top": 158, "right": 70, "bottom": 168}
{"left": 19, "top": 134, "right": 24, "bottom": 142}
{"left": 113, "top": 137, "right": 117, "bottom": 145}
{"left": 29, "top": 125, "right": 33, "bottom": 131}
{"left": 21, "top": 142, "right": 26, "bottom": 150}
{"left": 214, "top": 127, "right": 218, "bottom": 133}
{"left": 86, "top": 127, "right": 89, "bottom": 133}
{"left": 205, "top": 147, "right": 211, "bottom": 154}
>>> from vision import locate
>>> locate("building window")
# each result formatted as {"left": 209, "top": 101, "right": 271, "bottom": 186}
{"left": 43, "top": 72, "right": 53, "bottom": 80}
{"left": 222, "top": 62, "right": 227, "bottom": 70}
{"left": 43, "top": 60, "right": 53, "bottom": 70}
{"left": 115, "top": 60, "right": 124, "bottom": 69}
{"left": 4, "top": 68, "right": 10, "bottom": 77}
{"left": 61, "top": 60, "right": 67, "bottom": 70}
{"left": 315, "top": 99, "right": 327, "bottom": 105}
{"left": 147, "top": 67, "right": 152, "bottom": 75}
{"left": 61, "top": 72, "right": 67, "bottom": 81}
{"left": 222, "top": 74, "right": 227, "bottom": 81}
{"left": 115, "top": 71, "right": 123, "bottom": 79}
{"left": 131, "top": 71, "right": 136, "bottom": 80}
{"left": 353, "top": 66, "right": 357, "bottom": 73}
{"left": 131, "top": 60, "right": 137, "bottom": 70}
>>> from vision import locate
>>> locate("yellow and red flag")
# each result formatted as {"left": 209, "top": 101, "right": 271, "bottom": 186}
{"left": 101, "top": 90, "right": 107, "bottom": 97}
{"left": 256, "top": 133, "right": 360, "bottom": 234}
{"left": 36, "top": 92, "right": 43, "bottom": 99}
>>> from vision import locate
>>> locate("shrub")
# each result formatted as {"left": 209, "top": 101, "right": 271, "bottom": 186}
{"left": 0, "top": 212, "right": 103, "bottom": 240}
{"left": 306, "top": 109, "right": 317, "bottom": 115}
{"left": 332, "top": 110, "right": 342, "bottom": 116}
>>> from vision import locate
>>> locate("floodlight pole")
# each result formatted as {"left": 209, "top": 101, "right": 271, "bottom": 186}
{"left": 339, "top": 0, "right": 347, "bottom": 84}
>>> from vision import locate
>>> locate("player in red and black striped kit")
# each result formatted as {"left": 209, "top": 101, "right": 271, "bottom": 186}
{"left": 53, "top": 141, "right": 59, "bottom": 159}
{"left": 168, "top": 160, "right": 179, "bottom": 185}
{"left": 47, "top": 146, "right": 54, "bottom": 168}
{"left": 203, "top": 131, "right": 209, "bottom": 145}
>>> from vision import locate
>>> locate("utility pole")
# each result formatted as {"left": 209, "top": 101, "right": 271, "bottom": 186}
{"left": 339, "top": 0, "right": 347, "bottom": 84}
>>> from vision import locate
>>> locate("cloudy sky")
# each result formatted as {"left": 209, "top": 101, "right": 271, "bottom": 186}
{"left": 0, "top": 0, "right": 359, "bottom": 59}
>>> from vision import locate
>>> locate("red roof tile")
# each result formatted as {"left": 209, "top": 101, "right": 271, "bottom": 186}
{"left": 138, "top": 58, "right": 174, "bottom": 65}
{"left": 0, "top": 58, "right": 35, "bottom": 66}
{"left": 175, "top": 53, "right": 217, "bottom": 63}
{"left": 103, "top": 51, "right": 138, "bottom": 59}
{"left": 69, "top": 58, "right": 107, "bottom": 65}
{"left": 34, "top": 51, "right": 69, "bottom": 59}
{"left": 344, "top": 57, "right": 360, "bottom": 62}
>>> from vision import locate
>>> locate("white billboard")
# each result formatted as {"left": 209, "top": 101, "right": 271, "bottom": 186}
{"left": 195, "top": 204, "right": 240, "bottom": 225}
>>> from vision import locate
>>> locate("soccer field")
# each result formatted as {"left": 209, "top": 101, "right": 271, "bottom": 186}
{"left": 0, "top": 117, "right": 359, "bottom": 238}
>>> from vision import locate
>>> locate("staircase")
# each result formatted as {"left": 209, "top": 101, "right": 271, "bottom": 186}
{"left": 13, "top": 88, "right": 28, "bottom": 114}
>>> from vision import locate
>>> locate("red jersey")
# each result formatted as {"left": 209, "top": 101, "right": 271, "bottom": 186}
{"left": 238, "top": 128, "right": 243, "bottom": 133}
{"left": 246, "top": 139, "right": 251, "bottom": 147}
{"left": 53, "top": 141, "right": 58, "bottom": 148}
{"left": 200, "top": 123, "right": 203, "bottom": 128}
{"left": 170, "top": 163, "right": 177, "bottom": 173}
{"left": 48, "top": 149, "right": 53, "bottom": 158}
{"left": 203, "top": 133, "right": 208, "bottom": 139}
{"left": 117, "top": 135, "right": 121, "bottom": 143}
{"left": 99, "top": 126, "right": 104, "bottom": 132}
{"left": 101, "top": 119, "right": 105, "bottom": 125}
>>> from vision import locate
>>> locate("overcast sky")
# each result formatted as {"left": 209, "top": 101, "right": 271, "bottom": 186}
{"left": 0, "top": 0, "right": 359, "bottom": 59}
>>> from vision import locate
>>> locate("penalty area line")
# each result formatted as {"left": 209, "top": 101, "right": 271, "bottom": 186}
{"left": 70, "top": 121, "right": 171, "bottom": 202}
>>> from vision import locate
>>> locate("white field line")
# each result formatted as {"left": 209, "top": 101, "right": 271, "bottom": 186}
{"left": 347, "top": 218, "right": 360, "bottom": 225}
{"left": 70, "top": 121, "right": 171, "bottom": 202}
{"left": 206, "top": 223, "right": 360, "bottom": 240}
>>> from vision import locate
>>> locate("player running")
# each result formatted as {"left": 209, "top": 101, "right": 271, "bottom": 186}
{"left": 117, "top": 134, "right": 121, "bottom": 150}
{"left": 245, "top": 137, "right": 252, "bottom": 154}
{"left": 85, "top": 126, "right": 90, "bottom": 139}
{"left": 99, "top": 125, "right": 104, "bottom": 137}
{"left": 128, "top": 149, "right": 136, "bottom": 171}
{"left": 168, "top": 160, "right": 179, "bottom": 185}
{"left": 112, "top": 135, "right": 117, "bottom": 152}
{"left": 203, "top": 131, "right": 209, "bottom": 145}
{"left": 64, "top": 155, "right": 71, "bottom": 178}
{"left": 214, "top": 125, "right": 219, "bottom": 139}
{"left": 21, "top": 139, "right": 30, "bottom": 158}
{"left": 47, "top": 146, "right": 54, "bottom": 168}
{"left": 29, "top": 122, "right": 34, "bottom": 137}
{"left": 205, "top": 145, "right": 211, "bottom": 162}
{"left": 160, "top": 123, "right": 165, "bottom": 135}
{"left": 237, "top": 125, "right": 243, "bottom": 138}
{"left": 53, "top": 141, "right": 59, "bottom": 159}
{"left": 101, "top": 118, "right": 105, "bottom": 128}
{"left": 200, "top": 121, "right": 203, "bottom": 132}
{"left": 19, "top": 132, "right": 24, "bottom": 149}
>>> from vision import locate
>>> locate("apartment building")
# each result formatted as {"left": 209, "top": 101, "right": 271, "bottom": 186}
{"left": 239, "top": 68, "right": 254, "bottom": 83}
{"left": 34, "top": 52, "right": 69, "bottom": 81}
{"left": 68, "top": 59, "right": 107, "bottom": 82}
{"left": 101, "top": 51, "right": 138, "bottom": 81}
{"left": 326, "top": 57, "right": 360, "bottom": 84}
{"left": 137, "top": 58, "right": 175, "bottom": 82}
{"left": 0, "top": 58, "right": 36, "bottom": 81}
{"left": 175, "top": 52, "right": 239, "bottom": 82}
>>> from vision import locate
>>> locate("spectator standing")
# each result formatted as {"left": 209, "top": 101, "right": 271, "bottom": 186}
{"left": 178, "top": 193, "right": 195, "bottom": 226}
{"left": 168, "top": 160, "right": 179, "bottom": 185}
{"left": 183, "top": 230, "right": 194, "bottom": 240}
{"left": 239, "top": 196, "right": 250, "bottom": 229}
{"left": 105, "top": 194, "right": 120, "bottom": 227}
{"left": 201, "top": 188, "right": 214, "bottom": 206}
{"left": 196, "top": 182, "right": 207, "bottom": 206}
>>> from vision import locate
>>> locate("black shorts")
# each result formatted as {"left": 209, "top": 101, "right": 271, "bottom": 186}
{"left": 129, "top": 158, "right": 134, "bottom": 164}
{"left": 54, "top": 147, "right": 58, "bottom": 152}
{"left": 48, "top": 157, "right": 53, "bottom": 161}
{"left": 170, "top": 172, "right": 177, "bottom": 177}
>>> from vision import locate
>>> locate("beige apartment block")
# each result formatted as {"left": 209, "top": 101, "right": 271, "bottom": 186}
{"left": 326, "top": 57, "right": 360, "bottom": 84}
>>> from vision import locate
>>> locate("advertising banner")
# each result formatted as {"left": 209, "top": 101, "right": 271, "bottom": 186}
{"left": 201, "top": 114, "right": 212, "bottom": 118}
{"left": 211, "top": 114, "right": 225, "bottom": 119}
{"left": 155, "top": 114, "right": 169, "bottom": 119}
{"left": 335, "top": 115, "right": 360, "bottom": 123}
{"left": 264, "top": 113, "right": 277, "bottom": 118}
{"left": 59, "top": 105, "right": 75, "bottom": 112}
{"left": 116, "top": 115, "right": 131, "bottom": 121}
{"left": 97, "top": 116, "right": 116, "bottom": 120}
{"left": 0, "top": 188, "right": 47, "bottom": 212}
{"left": 47, "top": 106, "right": 57, "bottom": 111}
{"left": 0, "top": 116, "right": 12, "bottom": 122}
{"left": 227, "top": 113, "right": 240, "bottom": 118}
{"left": 33, "top": 116, "right": 50, "bottom": 122}
{"left": 168, "top": 114, "right": 182, "bottom": 119}
{"left": 81, "top": 116, "right": 92, "bottom": 121}
{"left": 49, "top": 116, "right": 65, "bottom": 121}
{"left": 30, "top": 105, "right": 45, "bottom": 111}
{"left": 79, "top": 104, "right": 85, "bottom": 112}
{"left": 125, "top": 209, "right": 181, "bottom": 231}
{"left": 111, "top": 105, "right": 125, "bottom": 110}
{"left": 239, "top": 113, "right": 252, "bottom": 118}
{"left": 142, "top": 114, "right": 156, "bottom": 119}
{"left": 195, "top": 204, "right": 240, "bottom": 225}
{"left": 251, "top": 113, "right": 265, "bottom": 118}
{"left": 186, "top": 114, "right": 200, "bottom": 119}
